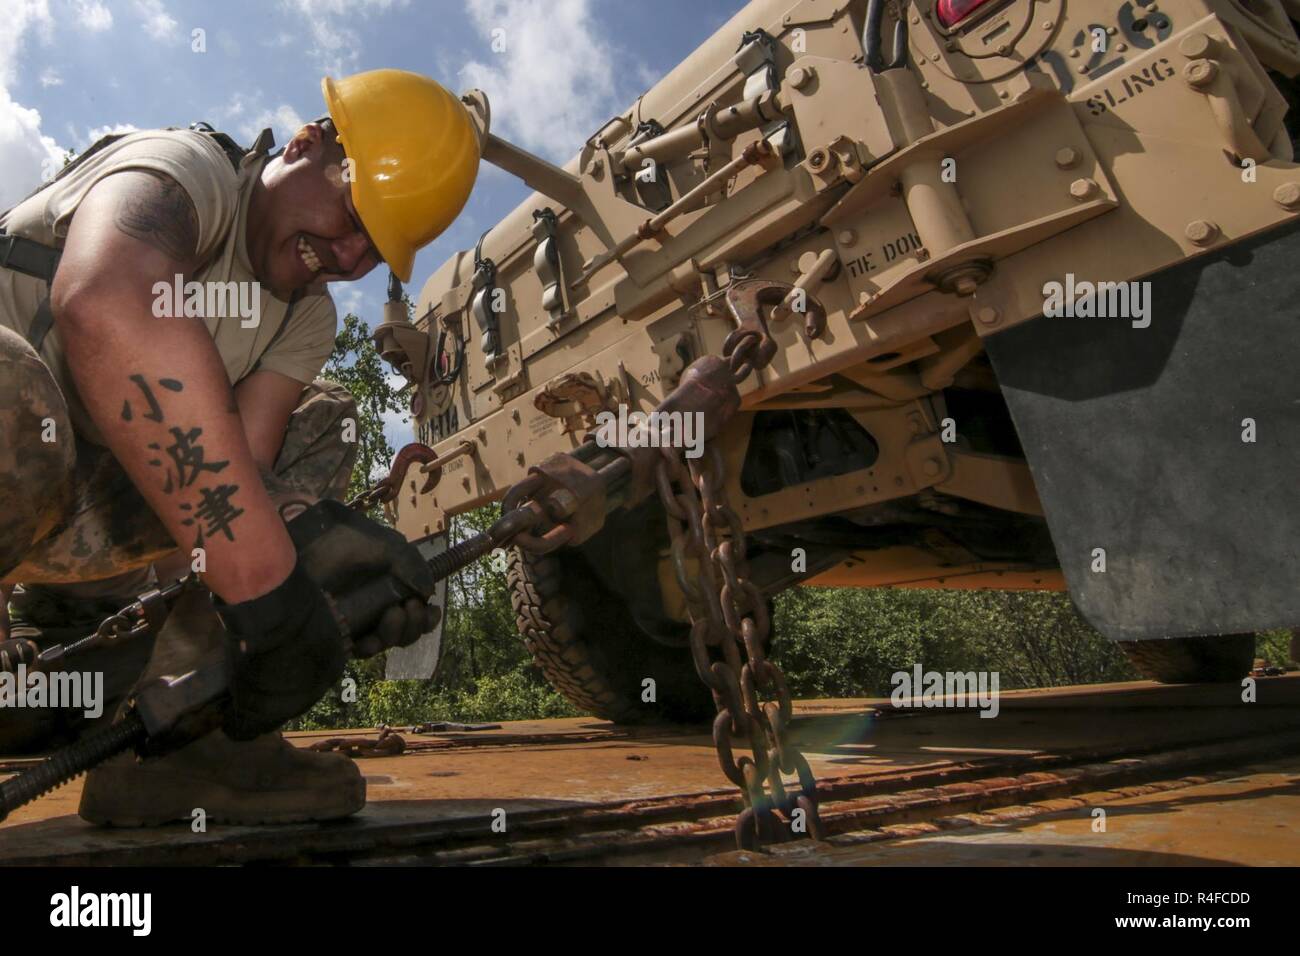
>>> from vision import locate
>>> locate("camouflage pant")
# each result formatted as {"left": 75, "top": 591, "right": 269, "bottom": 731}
{"left": 0, "top": 324, "right": 359, "bottom": 588}
{"left": 1, "top": 325, "right": 358, "bottom": 752}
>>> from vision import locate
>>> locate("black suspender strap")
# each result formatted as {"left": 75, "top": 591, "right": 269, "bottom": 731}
{"left": 0, "top": 231, "right": 61, "bottom": 283}
{"left": 0, "top": 229, "right": 62, "bottom": 351}
{"left": 28, "top": 297, "right": 56, "bottom": 352}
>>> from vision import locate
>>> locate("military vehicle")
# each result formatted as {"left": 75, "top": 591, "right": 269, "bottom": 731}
{"left": 374, "top": 0, "right": 1300, "bottom": 724}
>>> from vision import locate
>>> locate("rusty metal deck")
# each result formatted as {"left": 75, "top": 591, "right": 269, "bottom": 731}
{"left": 2, "top": 676, "right": 1297, "bottom": 865}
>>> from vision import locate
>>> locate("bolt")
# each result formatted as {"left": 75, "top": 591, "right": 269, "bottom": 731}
{"left": 954, "top": 276, "right": 978, "bottom": 295}
{"left": 1070, "top": 177, "right": 1099, "bottom": 201}
{"left": 838, "top": 228, "right": 857, "bottom": 246}
{"left": 1043, "top": 20, "right": 1054, "bottom": 29}
{"left": 945, "top": 41, "right": 957, "bottom": 52}
{"left": 1273, "top": 182, "right": 1300, "bottom": 209}
{"left": 808, "top": 148, "right": 828, "bottom": 170}
{"left": 916, "top": 247, "right": 931, "bottom": 262}
{"left": 1148, "top": 3, "right": 1159, "bottom": 10}
{"left": 1116, "top": 42, "right": 1127, "bottom": 52}
{"left": 1106, "top": 25, "right": 1117, "bottom": 35}
{"left": 932, "top": 53, "right": 942, "bottom": 61}
{"left": 1184, "top": 59, "right": 1217, "bottom": 89}
{"left": 996, "top": 44, "right": 1008, "bottom": 55}
{"left": 1185, "top": 219, "right": 1219, "bottom": 245}
{"left": 1055, "top": 146, "right": 1081, "bottom": 169}
{"left": 788, "top": 65, "right": 813, "bottom": 90}
{"left": 911, "top": 15, "right": 920, "bottom": 24}
{"left": 1069, "top": 48, "right": 1080, "bottom": 58}
{"left": 1078, "top": 63, "right": 1090, "bottom": 73}
{"left": 975, "top": 306, "right": 1000, "bottom": 325}
{"left": 922, "top": 458, "right": 943, "bottom": 477}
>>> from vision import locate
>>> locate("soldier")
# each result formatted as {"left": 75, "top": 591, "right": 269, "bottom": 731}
{"left": 0, "top": 69, "right": 480, "bottom": 825}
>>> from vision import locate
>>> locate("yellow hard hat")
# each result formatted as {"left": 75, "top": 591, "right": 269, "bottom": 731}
{"left": 321, "top": 69, "right": 480, "bottom": 282}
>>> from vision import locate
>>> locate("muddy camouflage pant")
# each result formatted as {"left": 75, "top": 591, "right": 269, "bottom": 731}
{"left": 0, "top": 325, "right": 358, "bottom": 751}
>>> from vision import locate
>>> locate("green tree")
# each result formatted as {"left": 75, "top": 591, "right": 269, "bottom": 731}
{"left": 321, "top": 311, "right": 407, "bottom": 506}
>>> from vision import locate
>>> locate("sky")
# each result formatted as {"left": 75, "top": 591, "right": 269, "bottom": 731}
{"left": 0, "top": 0, "right": 744, "bottom": 447}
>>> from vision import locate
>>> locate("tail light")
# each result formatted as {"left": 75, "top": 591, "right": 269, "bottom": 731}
{"left": 934, "top": 0, "right": 1001, "bottom": 28}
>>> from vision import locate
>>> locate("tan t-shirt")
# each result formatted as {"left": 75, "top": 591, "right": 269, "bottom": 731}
{"left": 0, "top": 129, "right": 338, "bottom": 444}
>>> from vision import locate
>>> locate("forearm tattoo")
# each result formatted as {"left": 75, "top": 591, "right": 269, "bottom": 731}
{"left": 122, "top": 374, "right": 244, "bottom": 546}
{"left": 112, "top": 171, "right": 200, "bottom": 262}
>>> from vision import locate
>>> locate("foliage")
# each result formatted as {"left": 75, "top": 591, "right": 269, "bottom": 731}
{"left": 320, "top": 310, "right": 406, "bottom": 504}
{"left": 770, "top": 586, "right": 1135, "bottom": 699}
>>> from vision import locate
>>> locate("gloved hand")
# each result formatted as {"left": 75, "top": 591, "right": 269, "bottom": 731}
{"left": 284, "top": 499, "right": 439, "bottom": 659}
{"left": 213, "top": 561, "right": 346, "bottom": 741}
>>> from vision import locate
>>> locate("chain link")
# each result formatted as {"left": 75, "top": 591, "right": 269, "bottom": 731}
{"left": 307, "top": 726, "right": 407, "bottom": 758}
{"left": 656, "top": 339, "right": 822, "bottom": 852}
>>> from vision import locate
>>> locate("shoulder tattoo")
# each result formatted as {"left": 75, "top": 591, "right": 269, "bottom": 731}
{"left": 113, "top": 171, "right": 200, "bottom": 262}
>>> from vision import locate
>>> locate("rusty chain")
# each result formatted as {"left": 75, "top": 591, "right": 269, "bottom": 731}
{"left": 654, "top": 282, "right": 822, "bottom": 851}
{"left": 307, "top": 725, "right": 407, "bottom": 758}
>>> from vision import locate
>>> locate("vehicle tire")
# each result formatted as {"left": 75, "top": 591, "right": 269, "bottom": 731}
{"left": 506, "top": 544, "right": 715, "bottom": 724}
{"left": 1118, "top": 633, "right": 1256, "bottom": 683}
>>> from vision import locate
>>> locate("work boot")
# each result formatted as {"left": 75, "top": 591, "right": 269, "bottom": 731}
{"left": 78, "top": 730, "right": 365, "bottom": 826}
{"left": 76, "top": 585, "right": 365, "bottom": 826}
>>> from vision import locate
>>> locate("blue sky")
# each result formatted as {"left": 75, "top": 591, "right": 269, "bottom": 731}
{"left": 1, "top": 0, "right": 744, "bottom": 446}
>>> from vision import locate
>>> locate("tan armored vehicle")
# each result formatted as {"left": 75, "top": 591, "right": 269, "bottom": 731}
{"left": 375, "top": 0, "right": 1300, "bottom": 722}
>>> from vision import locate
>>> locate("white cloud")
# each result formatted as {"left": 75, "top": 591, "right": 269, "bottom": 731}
{"left": 0, "top": 89, "right": 63, "bottom": 209}
{"left": 85, "top": 122, "right": 138, "bottom": 144}
{"left": 70, "top": 0, "right": 112, "bottom": 30}
{"left": 208, "top": 93, "right": 306, "bottom": 149}
{"left": 458, "top": 0, "right": 632, "bottom": 161}
{"left": 132, "top": 0, "right": 177, "bottom": 40}
{"left": 39, "top": 67, "right": 61, "bottom": 86}
{"left": 279, "top": 0, "right": 407, "bottom": 76}
{"left": 0, "top": 1, "right": 64, "bottom": 210}
{"left": 241, "top": 103, "right": 306, "bottom": 147}
{"left": 335, "top": 286, "right": 366, "bottom": 318}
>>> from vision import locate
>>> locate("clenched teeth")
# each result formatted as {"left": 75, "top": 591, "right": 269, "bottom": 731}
{"left": 298, "top": 235, "right": 323, "bottom": 273}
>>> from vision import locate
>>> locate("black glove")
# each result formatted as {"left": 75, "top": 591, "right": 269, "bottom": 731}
{"left": 214, "top": 561, "right": 346, "bottom": 741}
{"left": 285, "top": 499, "right": 439, "bottom": 659}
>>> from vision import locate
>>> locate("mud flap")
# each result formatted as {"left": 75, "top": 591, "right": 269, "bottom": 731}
{"left": 984, "top": 220, "right": 1300, "bottom": 641}
{"left": 384, "top": 532, "right": 448, "bottom": 679}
